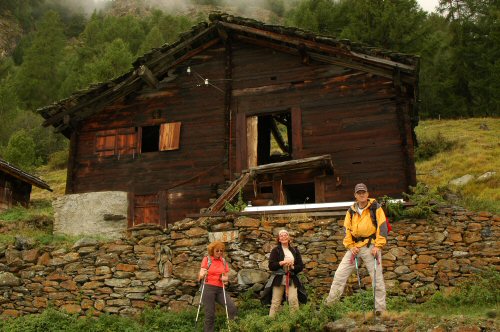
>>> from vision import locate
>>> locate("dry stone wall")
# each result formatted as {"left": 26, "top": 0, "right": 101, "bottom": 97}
{"left": 0, "top": 206, "right": 498, "bottom": 318}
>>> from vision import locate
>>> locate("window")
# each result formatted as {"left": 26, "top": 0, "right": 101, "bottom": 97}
{"left": 247, "top": 111, "right": 292, "bottom": 166}
{"left": 141, "top": 122, "right": 181, "bottom": 152}
{"left": 141, "top": 126, "right": 160, "bottom": 153}
{"left": 95, "top": 122, "right": 181, "bottom": 157}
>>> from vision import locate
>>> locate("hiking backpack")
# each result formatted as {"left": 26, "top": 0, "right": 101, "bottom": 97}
{"left": 206, "top": 256, "right": 229, "bottom": 272}
{"left": 348, "top": 200, "right": 392, "bottom": 234}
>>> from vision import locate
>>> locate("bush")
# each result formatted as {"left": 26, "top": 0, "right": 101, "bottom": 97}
{"left": 378, "top": 183, "right": 444, "bottom": 221}
{"left": 3, "top": 129, "right": 39, "bottom": 171}
{"left": 224, "top": 190, "right": 247, "bottom": 213}
{"left": 415, "top": 132, "right": 456, "bottom": 162}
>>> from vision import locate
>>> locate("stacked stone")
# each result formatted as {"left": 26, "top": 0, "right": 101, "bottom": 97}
{"left": 0, "top": 207, "right": 498, "bottom": 318}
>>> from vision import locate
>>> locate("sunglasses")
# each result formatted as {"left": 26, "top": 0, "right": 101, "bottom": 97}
{"left": 215, "top": 249, "right": 224, "bottom": 253}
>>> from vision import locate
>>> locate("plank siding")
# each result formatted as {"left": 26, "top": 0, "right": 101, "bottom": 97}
{"left": 66, "top": 38, "right": 416, "bottom": 224}
{"left": 230, "top": 42, "right": 412, "bottom": 201}
{"left": 70, "top": 48, "right": 227, "bottom": 223}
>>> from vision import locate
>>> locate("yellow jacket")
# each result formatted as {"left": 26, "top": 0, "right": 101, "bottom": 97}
{"left": 343, "top": 198, "right": 387, "bottom": 249}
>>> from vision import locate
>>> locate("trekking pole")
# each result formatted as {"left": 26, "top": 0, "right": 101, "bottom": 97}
{"left": 354, "top": 256, "right": 366, "bottom": 322}
{"left": 285, "top": 265, "right": 290, "bottom": 303}
{"left": 195, "top": 277, "right": 206, "bottom": 327}
{"left": 221, "top": 274, "right": 231, "bottom": 332}
{"left": 373, "top": 255, "right": 378, "bottom": 317}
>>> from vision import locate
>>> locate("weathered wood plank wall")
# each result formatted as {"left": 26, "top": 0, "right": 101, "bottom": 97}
{"left": 67, "top": 40, "right": 415, "bottom": 223}
{"left": 231, "top": 42, "right": 412, "bottom": 200}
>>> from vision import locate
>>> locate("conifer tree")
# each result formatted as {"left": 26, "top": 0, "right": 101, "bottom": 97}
{"left": 15, "top": 10, "right": 66, "bottom": 110}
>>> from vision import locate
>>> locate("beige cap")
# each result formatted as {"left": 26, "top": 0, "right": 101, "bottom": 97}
{"left": 354, "top": 183, "right": 368, "bottom": 193}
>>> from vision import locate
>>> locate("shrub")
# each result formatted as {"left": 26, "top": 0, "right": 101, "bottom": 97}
{"left": 415, "top": 132, "right": 456, "bottom": 162}
{"left": 3, "top": 129, "right": 39, "bottom": 171}
{"left": 224, "top": 190, "right": 247, "bottom": 213}
{"left": 379, "top": 183, "right": 444, "bottom": 221}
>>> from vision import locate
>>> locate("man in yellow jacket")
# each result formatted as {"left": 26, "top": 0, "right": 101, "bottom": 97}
{"left": 325, "top": 183, "right": 387, "bottom": 313}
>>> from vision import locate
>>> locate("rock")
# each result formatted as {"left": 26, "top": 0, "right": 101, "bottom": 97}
{"left": 237, "top": 269, "right": 269, "bottom": 285}
{"left": 20, "top": 248, "right": 39, "bottom": 263}
{"left": 15, "top": 236, "right": 36, "bottom": 250}
{"left": 61, "top": 304, "right": 81, "bottom": 314}
{"left": 155, "top": 278, "right": 181, "bottom": 290}
{"left": 476, "top": 171, "right": 496, "bottom": 182}
{"left": 5, "top": 249, "right": 21, "bottom": 264}
{"left": 394, "top": 265, "right": 410, "bottom": 274}
{"left": 234, "top": 217, "right": 260, "bottom": 228}
{"left": 134, "top": 271, "right": 160, "bottom": 281}
{"left": 453, "top": 251, "right": 469, "bottom": 258}
{"left": 72, "top": 237, "right": 99, "bottom": 249}
{"left": 323, "top": 318, "right": 356, "bottom": 331}
{"left": 449, "top": 174, "right": 474, "bottom": 187}
{"left": 104, "top": 278, "right": 131, "bottom": 288}
{"left": 0, "top": 272, "right": 21, "bottom": 286}
{"left": 417, "top": 255, "right": 437, "bottom": 264}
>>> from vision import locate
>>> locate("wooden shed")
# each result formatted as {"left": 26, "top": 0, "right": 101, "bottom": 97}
{"left": 38, "top": 14, "right": 419, "bottom": 227}
{"left": 0, "top": 159, "right": 52, "bottom": 211}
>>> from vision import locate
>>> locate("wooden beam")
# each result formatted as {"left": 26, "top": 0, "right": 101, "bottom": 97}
{"left": 136, "top": 65, "right": 159, "bottom": 88}
{"left": 219, "top": 21, "right": 415, "bottom": 72}
{"left": 232, "top": 34, "right": 416, "bottom": 84}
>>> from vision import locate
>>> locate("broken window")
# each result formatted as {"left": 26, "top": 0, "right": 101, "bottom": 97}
{"left": 141, "top": 122, "right": 181, "bottom": 152}
{"left": 95, "top": 122, "right": 181, "bottom": 157}
{"left": 247, "top": 111, "right": 292, "bottom": 166}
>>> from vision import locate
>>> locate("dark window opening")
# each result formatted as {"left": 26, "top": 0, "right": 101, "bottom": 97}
{"left": 142, "top": 125, "right": 160, "bottom": 152}
{"left": 283, "top": 182, "right": 315, "bottom": 205}
{"left": 261, "top": 186, "right": 273, "bottom": 194}
{"left": 257, "top": 111, "right": 292, "bottom": 165}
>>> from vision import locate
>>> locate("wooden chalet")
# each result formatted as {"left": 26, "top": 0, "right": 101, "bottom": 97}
{"left": 0, "top": 159, "right": 52, "bottom": 211}
{"left": 38, "top": 13, "right": 419, "bottom": 227}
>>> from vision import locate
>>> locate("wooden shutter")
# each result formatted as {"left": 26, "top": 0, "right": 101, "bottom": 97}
{"left": 95, "top": 128, "right": 137, "bottom": 157}
{"left": 159, "top": 122, "right": 181, "bottom": 151}
{"left": 116, "top": 128, "right": 137, "bottom": 155}
{"left": 95, "top": 129, "right": 117, "bottom": 157}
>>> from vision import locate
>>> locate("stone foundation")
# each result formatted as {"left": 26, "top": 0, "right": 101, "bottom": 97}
{"left": 0, "top": 206, "right": 498, "bottom": 318}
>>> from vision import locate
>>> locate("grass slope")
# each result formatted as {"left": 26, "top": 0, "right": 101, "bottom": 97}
{"left": 415, "top": 117, "right": 500, "bottom": 213}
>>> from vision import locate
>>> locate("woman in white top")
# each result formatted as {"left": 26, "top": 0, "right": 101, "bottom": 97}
{"left": 261, "top": 229, "right": 306, "bottom": 316}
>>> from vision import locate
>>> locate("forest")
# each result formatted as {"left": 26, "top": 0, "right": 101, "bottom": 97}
{"left": 0, "top": 0, "right": 498, "bottom": 171}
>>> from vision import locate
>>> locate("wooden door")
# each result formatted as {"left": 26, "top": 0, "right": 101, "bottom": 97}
{"left": 128, "top": 191, "right": 167, "bottom": 228}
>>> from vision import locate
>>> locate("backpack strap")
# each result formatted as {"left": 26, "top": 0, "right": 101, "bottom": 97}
{"left": 207, "top": 256, "right": 212, "bottom": 270}
{"left": 369, "top": 201, "right": 381, "bottom": 229}
{"left": 348, "top": 201, "right": 380, "bottom": 246}
{"left": 206, "top": 256, "right": 229, "bottom": 272}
